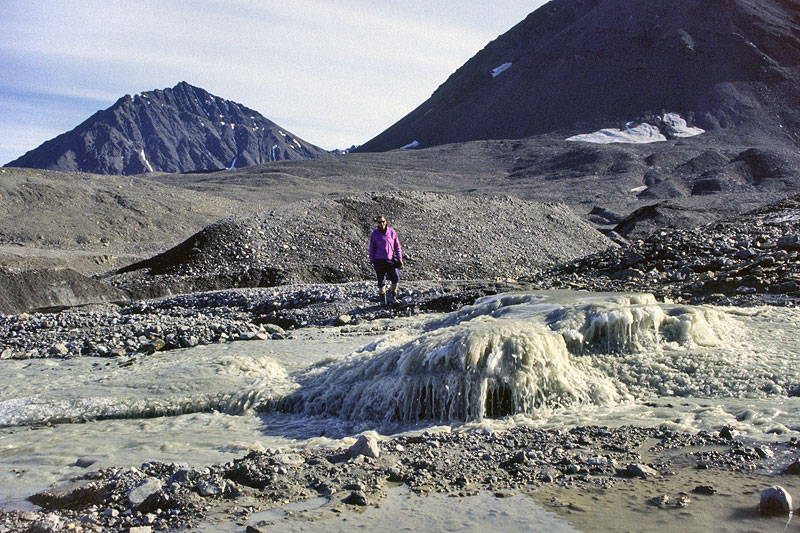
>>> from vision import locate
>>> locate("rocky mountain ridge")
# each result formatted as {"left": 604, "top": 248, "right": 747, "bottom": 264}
{"left": 358, "top": 0, "right": 800, "bottom": 152}
{"left": 5, "top": 82, "right": 331, "bottom": 175}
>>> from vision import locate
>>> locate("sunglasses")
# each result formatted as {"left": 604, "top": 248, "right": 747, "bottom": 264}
{"left": 376, "top": 220, "right": 386, "bottom": 223}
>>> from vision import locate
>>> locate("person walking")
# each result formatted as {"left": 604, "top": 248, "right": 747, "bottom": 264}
{"left": 369, "top": 215, "right": 403, "bottom": 304}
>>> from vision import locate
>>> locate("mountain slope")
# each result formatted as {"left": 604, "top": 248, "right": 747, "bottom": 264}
{"left": 6, "top": 81, "right": 332, "bottom": 174}
{"left": 357, "top": 0, "right": 800, "bottom": 152}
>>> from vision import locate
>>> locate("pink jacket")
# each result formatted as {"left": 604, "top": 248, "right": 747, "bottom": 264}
{"left": 369, "top": 227, "right": 403, "bottom": 263}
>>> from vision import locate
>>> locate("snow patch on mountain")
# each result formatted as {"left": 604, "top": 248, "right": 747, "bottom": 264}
{"left": 567, "top": 114, "right": 703, "bottom": 144}
{"left": 139, "top": 149, "right": 154, "bottom": 172}
{"left": 567, "top": 123, "right": 666, "bottom": 144}
{"left": 662, "top": 113, "right": 705, "bottom": 137}
{"left": 491, "top": 62, "right": 512, "bottom": 77}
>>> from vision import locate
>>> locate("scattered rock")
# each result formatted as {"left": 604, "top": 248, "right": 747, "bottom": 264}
{"left": 343, "top": 490, "right": 368, "bottom": 506}
{"left": 783, "top": 461, "right": 800, "bottom": 475}
{"left": 196, "top": 479, "right": 224, "bottom": 497}
{"left": 693, "top": 485, "right": 718, "bottom": 495}
{"left": 347, "top": 435, "right": 380, "bottom": 459}
{"left": 719, "top": 426, "right": 739, "bottom": 441}
{"left": 625, "top": 463, "right": 658, "bottom": 479}
{"left": 758, "top": 485, "right": 793, "bottom": 516}
{"left": 73, "top": 457, "right": 97, "bottom": 468}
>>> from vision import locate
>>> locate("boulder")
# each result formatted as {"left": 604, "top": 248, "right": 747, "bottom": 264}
{"left": 783, "top": 461, "right": 800, "bottom": 475}
{"left": 347, "top": 435, "right": 380, "bottom": 459}
{"left": 128, "top": 477, "right": 163, "bottom": 507}
{"left": 778, "top": 235, "right": 800, "bottom": 250}
{"left": 758, "top": 485, "right": 792, "bottom": 516}
{"left": 625, "top": 463, "right": 658, "bottom": 479}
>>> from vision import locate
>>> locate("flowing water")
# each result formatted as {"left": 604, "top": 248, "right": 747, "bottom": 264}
{"left": 1, "top": 290, "right": 799, "bottom": 513}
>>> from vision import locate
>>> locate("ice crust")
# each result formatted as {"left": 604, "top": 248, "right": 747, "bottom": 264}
{"left": 286, "top": 292, "right": 743, "bottom": 425}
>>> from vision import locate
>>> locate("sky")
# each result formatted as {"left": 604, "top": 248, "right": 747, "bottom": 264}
{"left": 1, "top": 1, "right": 547, "bottom": 165}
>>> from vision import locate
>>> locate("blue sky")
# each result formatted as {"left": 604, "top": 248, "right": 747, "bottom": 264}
{"left": 1, "top": 1, "right": 546, "bottom": 165}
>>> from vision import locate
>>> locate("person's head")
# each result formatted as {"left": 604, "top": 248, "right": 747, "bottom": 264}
{"left": 374, "top": 215, "right": 387, "bottom": 229}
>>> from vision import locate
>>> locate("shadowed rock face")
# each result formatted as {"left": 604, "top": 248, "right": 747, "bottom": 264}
{"left": 357, "top": 0, "right": 800, "bottom": 152}
{"left": 0, "top": 267, "right": 127, "bottom": 315}
{"left": 6, "top": 82, "right": 332, "bottom": 174}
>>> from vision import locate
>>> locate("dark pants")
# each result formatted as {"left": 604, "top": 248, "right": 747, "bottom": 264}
{"left": 373, "top": 259, "right": 399, "bottom": 288}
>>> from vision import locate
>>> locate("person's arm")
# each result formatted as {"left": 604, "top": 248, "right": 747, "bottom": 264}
{"left": 369, "top": 232, "right": 376, "bottom": 263}
{"left": 393, "top": 230, "right": 403, "bottom": 265}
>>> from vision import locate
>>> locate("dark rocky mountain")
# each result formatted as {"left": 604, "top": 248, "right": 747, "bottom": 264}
{"left": 357, "top": 0, "right": 800, "bottom": 152}
{"left": 5, "top": 81, "right": 332, "bottom": 174}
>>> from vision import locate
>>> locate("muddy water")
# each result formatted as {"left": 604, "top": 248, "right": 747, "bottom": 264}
{"left": 2, "top": 291, "right": 799, "bottom": 530}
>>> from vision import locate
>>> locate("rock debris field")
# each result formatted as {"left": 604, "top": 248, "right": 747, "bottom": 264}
{"left": 4, "top": 426, "right": 800, "bottom": 532}
{"left": 530, "top": 194, "right": 800, "bottom": 307}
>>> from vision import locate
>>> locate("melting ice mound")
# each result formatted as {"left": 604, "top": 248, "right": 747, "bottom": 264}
{"left": 567, "top": 113, "right": 704, "bottom": 144}
{"left": 283, "top": 291, "right": 735, "bottom": 425}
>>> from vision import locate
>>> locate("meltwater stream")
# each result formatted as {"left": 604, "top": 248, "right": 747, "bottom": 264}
{"left": 1, "top": 290, "right": 799, "bottom": 508}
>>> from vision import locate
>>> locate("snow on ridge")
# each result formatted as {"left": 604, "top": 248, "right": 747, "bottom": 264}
{"left": 663, "top": 113, "right": 705, "bottom": 137}
{"left": 567, "top": 113, "right": 704, "bottom": 144}
{"left": 139, "top": 148, "right": 154, "bottom": 172}
{"left": 567, "top": 123, "right": 666, "bottom": 144}
{"left": 400, "top": 140, "right": 420, "bottom": 150}
{"left": 491, "top": 62, "right": 512, "bottom": 77}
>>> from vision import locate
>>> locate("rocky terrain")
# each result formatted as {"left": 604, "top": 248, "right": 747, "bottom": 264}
{"left": 529, "top": 194, "right": 800, "bottom": 307}
{"left": 2, "top": 424, "right": 799, "bottom": 532}
{"left": 5, "top": 82, "right": 331, "bottom": 175}
{"left": 1, "top": 192, "right": 797, "bottom": 364}
{"left": 0, "top": 280, "right": 528, "bottom": 362}
{"left": 108, "top": 191, "right": 611, "bottom": 300}
{"left": 2, "top": 192, "right": 798, "bottom": 359}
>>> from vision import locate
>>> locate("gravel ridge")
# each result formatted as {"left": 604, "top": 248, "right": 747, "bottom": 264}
{"left": 108, "top": 191, "right": 612, "bottom": 299}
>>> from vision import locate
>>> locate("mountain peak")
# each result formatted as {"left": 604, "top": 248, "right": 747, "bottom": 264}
{"left": 358, "top": 0, "right": 800, "bottom": 152}
{"left": 7, "top": 83, "right": 331, "bottom": 174}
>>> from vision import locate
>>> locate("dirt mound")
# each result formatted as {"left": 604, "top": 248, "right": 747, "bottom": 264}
{"left": 613, "top": 203, "right": 722, "bottom": 240}
{"left": 111, "top": 191, "right": 613, "bottom": 297}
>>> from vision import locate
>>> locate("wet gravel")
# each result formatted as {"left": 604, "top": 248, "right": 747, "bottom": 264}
{"left": 3, "top": 425, "right": 798, "bottom": 532}
{"left": 0, "top": 280, "right": 529, "bottom": 361}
